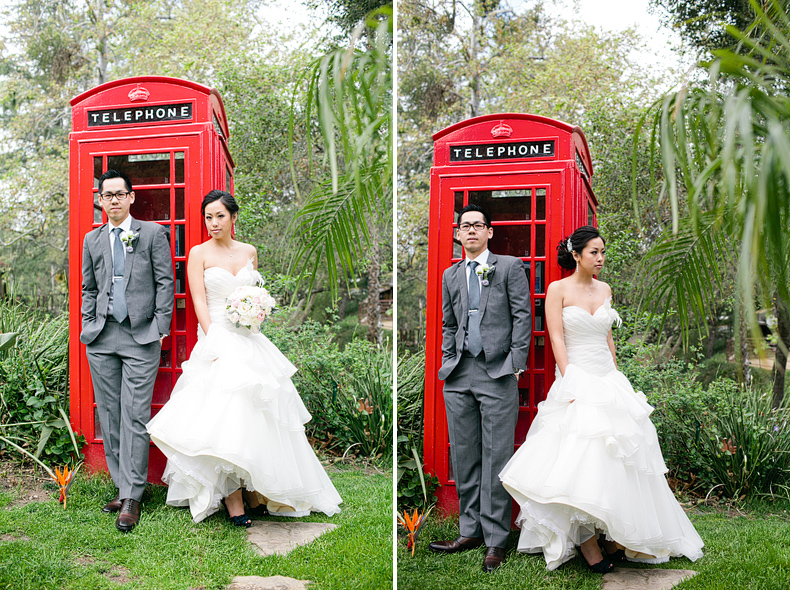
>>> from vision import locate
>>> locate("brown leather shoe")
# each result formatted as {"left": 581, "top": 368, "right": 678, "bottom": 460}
{"left": 428, "top": 536, "right": 484, "bottom": 554}
{"left": 115, "top": 499, "right": 141, "bottom": 532}
{"left": 482, "top": 546, "right": 506, "bottom": 572}
{"left": 102, "top": 493, "right": 122, "bottom": 513}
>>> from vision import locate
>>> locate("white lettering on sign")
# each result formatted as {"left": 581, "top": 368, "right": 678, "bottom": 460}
{"left": 87, "top": 103, "right": 193, "bottom": 127}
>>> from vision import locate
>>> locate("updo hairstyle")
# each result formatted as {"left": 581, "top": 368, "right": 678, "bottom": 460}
{"left": 201, "top": 190, "right": 240, "bottom": 217}
{"left": 557, "top": 225, "right": 604, "bottom": 270}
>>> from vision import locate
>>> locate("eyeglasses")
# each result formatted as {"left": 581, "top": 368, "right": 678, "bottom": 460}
{"left": 458, "top": 222, "right": 488, "bottom": 232}
{"left": 99, "top": 192, "right": 131, "bottom": 201}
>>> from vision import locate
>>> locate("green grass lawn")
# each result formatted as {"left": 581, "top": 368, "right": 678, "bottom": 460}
{"left": 0, "top": 464, "right": 392, "bottom": 590}
{"left": 397, "top": 501, "right": 790, "bottom": 589}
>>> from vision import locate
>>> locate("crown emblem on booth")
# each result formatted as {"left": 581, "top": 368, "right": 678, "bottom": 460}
{"left": 128, "top": 84, "right": 150, "bottom": 102}
{"left": 490, "top": 121, "right": 513, "bottom": 138}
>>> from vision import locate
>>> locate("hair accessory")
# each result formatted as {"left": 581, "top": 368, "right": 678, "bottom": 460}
{"left": 567, "top": 238, "right": 573, "bottom": 253}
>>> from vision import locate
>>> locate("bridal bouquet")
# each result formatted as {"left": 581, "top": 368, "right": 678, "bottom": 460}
{"left": 225, "top": 285, "right": 276, "bottom": 334}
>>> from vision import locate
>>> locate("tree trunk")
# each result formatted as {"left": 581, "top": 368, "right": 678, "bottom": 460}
{"left": 772, "top": 297, "right": 790, "bottom": 408}
{"left": 364, "top": 238, "right": 382, "bottom": 344}
{"left": 469, "top": 3, "right": 480, "bottom": 117}
{"left": 739, "top": 310, "right": 752, "bottom": 388}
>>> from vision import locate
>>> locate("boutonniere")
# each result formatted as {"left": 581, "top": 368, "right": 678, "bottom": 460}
{"left": 476, "top": 263, "right": 495, "bottom": 286}
{"left": 119, "top": 230, "right": 139, "bottom": 253}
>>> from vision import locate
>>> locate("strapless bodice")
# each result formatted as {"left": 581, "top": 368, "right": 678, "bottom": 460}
{"left": 203, "top": 259, "right": 262, "bottom": 333}
{"left": 560, "top": 297, "right": 621, "bottom": 376}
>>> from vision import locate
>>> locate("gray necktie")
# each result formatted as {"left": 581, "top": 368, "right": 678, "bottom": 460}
{"left": 467, "top": 261, "right": 482, "bottom": 357}
{"left": 112, "top": 227, "right": 128, "bottom": 323}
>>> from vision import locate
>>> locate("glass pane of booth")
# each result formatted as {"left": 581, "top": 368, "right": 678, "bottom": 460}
{"left": 453, "top": 238, "right": 462, "bottom": 260}
{"left": 159, "top": 339, "right": 171, "bottom": 367}
{"left": 469, "top": 189, "right": 531, "bottom": 221}
{"left": 176, "top": 301, "right": 186, "bottom": 330}
{"left": 519, "top": 387, "right": 531, "bottom": 407}
{"left": 534, "top": 298, "right": 545, "bottom": 332}
{"left": 175, "top": 261, "right": 185, "bottom": 294}
{"left": 534, "top": 373, "right": 546, "bottom": 402}
{"left": 174, "top": 224, "right": 185, "bottom": 256}
{"left": 152, "top": 373, "right": 172, "bottom": 404}
{"left": 176, "top": 335, "right": 187, "bottom": 367}
{"left": 175, "top": 188, "right": 184, "bottom": 220}
{"left": 535, "top": 224, "right": 546, "bottom": 257}
{"left": 131, "top": 188, "right": 170, "bottom": 221}
{"left": 536, "top": 188, "right": 546, "bottom": 220}
{"left": 534, "top": 261, "right": 545, "bottom": 294}
{"left": 454, "top": 191, "right": 464, "bottom": 220}
{"left": 94, "top": 408, "right": 102, "bottom": 439}
{"left": 93, "top": 194, "right": 103, "bottom": 224}
{"left": 489, "top": 225, "right": 530, "bottom": 258}
{"left": 93, "top": 157, "right": 103, "bottom": 188}
{"left": 534, "top": 336, "right": 545, "bottom": 370}
{"left": 523, "top": 260, "right": 531, "bottom": 290}
{"left": 109, "top": 153, "right": 171, "bottom": 185}
{"left": 588, "top": 201, "right": 594, "bottom": 226}
{"left": 175, "top": 152, "right": 185, "bottom": 183}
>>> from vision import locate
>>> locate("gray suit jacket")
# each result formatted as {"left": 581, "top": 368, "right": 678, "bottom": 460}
{"left": 438, "top": 253, "right": 532, "bottom": 381}
{"left": 80, "top": 218, "right": 174, "bottom": 346}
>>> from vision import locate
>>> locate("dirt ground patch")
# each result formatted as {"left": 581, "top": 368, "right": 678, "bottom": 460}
{"left": 0, "top": 455, "right": 53, "bottom": 507}
{"left": 76, "top": 555, "right": 135, "bottom": 584}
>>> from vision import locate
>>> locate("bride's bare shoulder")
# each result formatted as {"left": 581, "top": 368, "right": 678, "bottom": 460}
{"left": 547, "top": 277, "right": 571, "bottom": 295}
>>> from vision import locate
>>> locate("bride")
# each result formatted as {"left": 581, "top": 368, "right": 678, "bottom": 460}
{"left": 147, "top": 190, "right": 342, "bottom": 526}
{"left": 499, "top": 225, "right": 703, "bottom": 572}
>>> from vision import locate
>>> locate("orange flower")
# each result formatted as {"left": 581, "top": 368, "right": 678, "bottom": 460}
{"left": 397, "top": 506, "right": 433, "bottom": 556}
{"left": 50, "top": 464, "right": 79, "bottom": 509}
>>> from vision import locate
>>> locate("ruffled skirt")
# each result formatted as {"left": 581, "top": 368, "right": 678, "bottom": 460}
{"left": 499, "top": 363, "right": 703, "bottom": 570}
{"left": 147, "top": 324, "right": 342, "bottom": 522}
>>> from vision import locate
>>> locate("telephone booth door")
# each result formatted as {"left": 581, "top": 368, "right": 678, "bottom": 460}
{"left": 423, "top": 113, "right": 597, "bottom": 514}
{"left": 68, "top": 76, "right": 235, "bottom": 483}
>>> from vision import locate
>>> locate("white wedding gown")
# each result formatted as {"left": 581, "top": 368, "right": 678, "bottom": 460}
{"left": 499, "top": 298, "right": 703, "bottom": 570}
{"left": 147, "top": 259, "right": 342, "bottom": 522}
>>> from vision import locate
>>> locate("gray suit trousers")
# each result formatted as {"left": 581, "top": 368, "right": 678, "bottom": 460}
{"left": 86, "top": 318, "right": 161, "bottom": 501}
{"left": 443, "top": 354, "right": 519, "bottom": 548}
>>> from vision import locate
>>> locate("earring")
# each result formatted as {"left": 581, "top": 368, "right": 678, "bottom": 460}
{"left": 576, "top": 262, "right": 579, "bottom": 273}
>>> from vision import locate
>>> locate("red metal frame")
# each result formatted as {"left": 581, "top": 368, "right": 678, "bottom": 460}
{"left": 68, "top": 76, "right": 235, "bottom": 482}
{"left": 424, "top": 113, "right": 597, "bottom": 514}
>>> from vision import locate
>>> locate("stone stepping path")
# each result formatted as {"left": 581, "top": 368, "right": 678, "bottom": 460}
{"left": 245, "top": 521, "right": 338, "bottom": 557}
{"left": 603, "top": 567, "right": 697, "bottom": 590}
{"left": 221, "top": 522, "right": 339, "bottom": 589}
{"left": 226, "top": 576, "right": 311, "bottom": 590}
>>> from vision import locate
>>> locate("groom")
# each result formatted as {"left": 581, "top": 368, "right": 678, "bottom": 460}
{"left": 80, "top": 169, "right": 174, "bottom": 532}
{"left": 429, "top": 204, "right": 531, "bottom": 571}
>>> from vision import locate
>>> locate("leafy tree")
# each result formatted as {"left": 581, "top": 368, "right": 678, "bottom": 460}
{"left": 291, "top": 7, "right": 392, "bottom": 342}
{"left": 311, "top": 0, "right": 392, "bottom": 34}
{"left": 396, "top": 0, "right": 671, "bottom": 341}
{"left": 640, "top": 0, "right": 790, "bottom": 405}
{"left": 0, "top": 0, "right": 349, "bottom": 323}
{"left": 651, "top": 0, "right": 759, "bottom": 53}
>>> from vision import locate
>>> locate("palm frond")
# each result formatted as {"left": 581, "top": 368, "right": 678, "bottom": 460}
{"left": 637, "top": 215, "right": 732, "bottom": 346}
{"left": 289, "top": 7, "right": 392, "bottom": 298}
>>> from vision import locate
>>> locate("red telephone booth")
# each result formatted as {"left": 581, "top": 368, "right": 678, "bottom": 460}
{"left": 68, "top": 76, "right": 235, "bottom": 482}
{"left": 423, "top": 113, "right": 597, "bottom": 513}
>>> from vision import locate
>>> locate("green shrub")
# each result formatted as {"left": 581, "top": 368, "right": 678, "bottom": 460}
{"left": 0, "top": 298, "right": 83, "bottom": 465}
{"left": 396, "top": 349, "right": 440, "bottom": 510}
{"left": 263, "top": 309, "right": 392, "bottom": 460}
{"left": 693, "top": 386, "right": 790, "bottom": 499}
{"left": 616, "top": 331, "right": 790, "bottom": 499}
